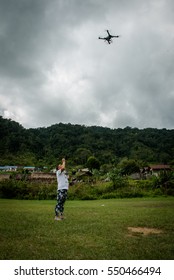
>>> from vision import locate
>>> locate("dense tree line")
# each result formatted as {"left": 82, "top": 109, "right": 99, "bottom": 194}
{"left": 0, "top": 116, "right": 174, "bottom": 168}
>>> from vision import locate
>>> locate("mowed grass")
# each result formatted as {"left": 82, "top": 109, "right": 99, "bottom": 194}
{"left": 0, "top": 197, "right": 174, "bottom": 260}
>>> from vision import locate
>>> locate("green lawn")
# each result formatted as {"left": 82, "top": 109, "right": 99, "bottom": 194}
{"left": 0, "top": 197, "right": 174, "bottom": 260}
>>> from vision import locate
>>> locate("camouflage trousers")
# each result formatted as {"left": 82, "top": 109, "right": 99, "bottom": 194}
{"left": 55, "top": 189, "right": 68, "bottom": 216}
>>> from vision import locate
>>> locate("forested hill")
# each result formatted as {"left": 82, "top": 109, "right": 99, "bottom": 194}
{"left": 0, "top": 116, "right": 174, "bottom": 167}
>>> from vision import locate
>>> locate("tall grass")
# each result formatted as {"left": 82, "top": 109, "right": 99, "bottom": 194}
{"left": 0, "top": 197, "right": 174, "bottom": 260}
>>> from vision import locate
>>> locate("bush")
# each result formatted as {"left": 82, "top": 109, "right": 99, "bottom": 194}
{"left": 101, "top": 192, "right": 119, "bottom": 199}
{"left": 94, "top": 182, "right": 115, "bottom": 195}
{"left": 0, "top": 173, "right": 174, "bottom": 200}
{"left": 108, "top": 168, "right": 128, "bottom": 189}
{"left": 68, "top": 183, "right": 97, "bottom": 200}
{"left": 0, "top": 180, "right": 57, "bottom": 200}
{"left": 151, "top": 171, "right": 174, "bottom": 195}
{"left": 136, "top": 179, "right": 154, "bottom": 190}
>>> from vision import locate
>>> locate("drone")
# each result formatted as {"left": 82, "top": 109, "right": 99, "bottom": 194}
{"left": 98, "top": 30, "right": 120, "bottom": 44}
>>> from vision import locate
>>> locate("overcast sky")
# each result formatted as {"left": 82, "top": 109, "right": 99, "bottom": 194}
{"left": 0, "top": 0, "right": 174, "bottom": 129}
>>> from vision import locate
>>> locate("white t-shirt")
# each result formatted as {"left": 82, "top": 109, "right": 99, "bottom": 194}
{"left": 56, "top": 170, "right": 69, "bottom": 190}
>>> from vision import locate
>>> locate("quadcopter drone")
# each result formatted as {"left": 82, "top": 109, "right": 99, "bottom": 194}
{"left": 98, "top": 30, "right": 120, "bottom": 44}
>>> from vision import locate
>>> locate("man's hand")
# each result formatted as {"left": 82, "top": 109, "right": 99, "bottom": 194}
{"left": 61, "top": 158, "right": 66, "bottom": 169}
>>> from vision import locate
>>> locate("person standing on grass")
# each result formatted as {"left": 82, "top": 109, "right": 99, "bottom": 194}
{"left": 55, "top": 158, "right": 69, "bottom": 221}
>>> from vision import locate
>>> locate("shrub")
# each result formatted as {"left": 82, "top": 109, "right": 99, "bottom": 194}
{"left": 0, "top": 180, "right": 57, "bottom": 200}
{"left": 108, "top": 168, "right": 128, "bottom": 189}
{"left": 136, "top": 179, "right": 154, "bottom": 190}
{"left": 68, "top": 183, "right": 97, "bottom": 200}
{"left": 0, "top": 173, "right": 174, "bottom": 200}
{"left": 151, "top": 171, "right": 174, "bottom": 195}
{"left": 101, "top": 192, "right": 119, "bottom": 199}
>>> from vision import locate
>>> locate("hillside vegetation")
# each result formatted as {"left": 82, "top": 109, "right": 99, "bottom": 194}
{"left": 0, "top": 116, "right": 174, "bottom": 168}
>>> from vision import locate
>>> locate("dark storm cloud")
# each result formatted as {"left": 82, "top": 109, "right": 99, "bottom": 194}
{"left": 0, "top": 0, "right": 174, "bottom": 128}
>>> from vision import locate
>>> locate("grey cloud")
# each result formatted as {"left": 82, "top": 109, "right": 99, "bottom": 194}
{"left": 0, "top": 0, "right": 174, "bottom": 129}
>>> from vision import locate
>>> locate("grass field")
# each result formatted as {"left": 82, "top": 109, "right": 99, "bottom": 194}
{"left": 0, "top": 197, "right": 174, "bottom": 260}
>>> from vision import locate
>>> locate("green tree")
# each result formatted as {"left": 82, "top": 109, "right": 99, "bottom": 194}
{"left": 108, "top": 168, "right": 128, "bottom": 189}
{"left": 86, "top": 156, "right": 100, "bottom": 171}
{"left": 118, "top": 159, "right": 140, "bottom": 175}
{"left": 1, "top": 116, "right": 174, "bottom": 168}
{"left": 74, "top": 148, "right": 92, "bottom": 165}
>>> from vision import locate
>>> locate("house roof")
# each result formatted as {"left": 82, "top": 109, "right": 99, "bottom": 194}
{"left": 0, "top": 166, "right": 17, "bottom": 170}
{"left": 150, "top": 164, "right": 171, "bottom": 170}
{"left": 76, "top": 168, "right": 93, "bottom": 177}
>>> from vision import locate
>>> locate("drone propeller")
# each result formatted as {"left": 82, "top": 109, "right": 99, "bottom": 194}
{"left": 98, "top": 30, "right": 121, "bottom": 43}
